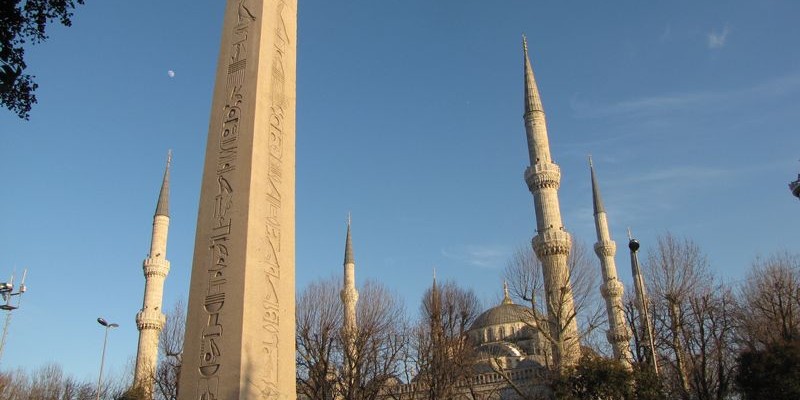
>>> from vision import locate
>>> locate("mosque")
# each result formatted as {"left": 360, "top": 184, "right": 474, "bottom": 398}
{"left": 130, "top": 37, "right": 653, "bottom": 399}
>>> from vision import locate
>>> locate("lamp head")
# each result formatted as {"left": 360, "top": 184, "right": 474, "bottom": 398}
{"left": 97, "top": 317, "right": 108, "bottom": 327}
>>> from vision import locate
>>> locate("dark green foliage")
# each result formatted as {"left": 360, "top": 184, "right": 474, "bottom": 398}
{"left": 0, "top": 0, "right": 84, "bottom": 119}
{"left": 736, "top": 340, "right": 800, "bottom": 400}
{"left": 631, "top": 365, "right": 666, "bottom": 400}
{"left": 551, "top": 354, "right": 635, "bottom": 400}
{"left": 115, "top": 385, "right": 148, "bottom": 400}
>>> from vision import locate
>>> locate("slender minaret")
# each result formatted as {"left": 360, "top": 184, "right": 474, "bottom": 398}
{"left": 134, "top": 151, "right": 172, "bottom": 393}
{"left": 589, "top": 158, "right": 633, "bottom": 369}
{"left": 628, "top": 230, "right": 659, "bottom": 375}
{"left": 340, "top": 215, "right": 359, "bottom": 378}
{"left": 521, "top": 36, "right": 580, "bottom": 368}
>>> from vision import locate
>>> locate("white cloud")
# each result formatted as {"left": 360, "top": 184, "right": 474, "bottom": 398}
{"left": 571, "top": 72, "right": 800, "bottom": 120}
{"left": 441, "top": 244, "right": 511, "bottom": 269}
{"left": 707, "top": 25, "right": 730, "bottom": 49}
{"left": 167, "top": 70, "right": 176, "bottom": 78}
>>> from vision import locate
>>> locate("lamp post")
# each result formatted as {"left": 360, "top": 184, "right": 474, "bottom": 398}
{"left": 96, "top": 317, "right": 118, "bottom": 400}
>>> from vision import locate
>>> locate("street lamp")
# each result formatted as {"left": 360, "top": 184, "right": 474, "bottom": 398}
{"left": 96, "top": 317, "right": 119, "bottom": 400}
{"left": 790, "top": 162, "right": 800, "bottom": 200}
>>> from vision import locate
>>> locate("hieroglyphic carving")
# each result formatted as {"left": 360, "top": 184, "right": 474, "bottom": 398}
{"left": 196, "top": 2, "right": 255, "bottom": 399}
{"left": 255, "top": 2, "right": 289, "bottom": 398}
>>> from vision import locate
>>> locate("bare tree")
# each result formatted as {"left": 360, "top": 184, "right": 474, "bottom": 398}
{"left": 503, "top": 240, "right": 604, "bottom": 370}
{"left": 152, "top": 299, "right": 185, "bottom": 400}
{"left": 408, "top": 280, "right": 482, "bottom": 400}
{"left": 0, "top": 363, "right": 100, "bottom": 400}
{"left": 296, "top": 277, "right": 408, "bottom": 400}
{"left": 737, "top": 251, "right": 800, "bottom": 349}
{"left": 644, "top": 232, "right": 711, "bottom": 398}
{"left": 683, "top": 286, "right": 738, "bottom": 400}
{"left": 296, "top": 278, "right": 342, "bottom": 400}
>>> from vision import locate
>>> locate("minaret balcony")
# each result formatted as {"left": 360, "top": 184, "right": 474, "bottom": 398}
{"left": 594, "top": 241, "right": 617, "bottom": 257}
{"left": 606, "top": 329, "right": 631, "bottom": 344}
{"left": 136, "top": 309, "right": 166, "bottom": 331}
{"left": 601, "top": 279, "right": 624, "bottom": 298}
{"left": 340, "top": 288, "right": 359, "bottom": 304}
{"left": 143, "top": 258, "right": 170, "bottom": 277}
{"left": 532, "top": 230, "right": 571, "bottom": 257}
{"left": 524, "top": 163, "right": 561, "bottom": 191}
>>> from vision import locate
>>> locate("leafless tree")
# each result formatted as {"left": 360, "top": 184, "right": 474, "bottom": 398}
{"left": 737, "top": 250, "right": 800, "bottom": 349}
{"left": 152, "top": 299, "right": 185, "bottom": 400}
{"left": 296, "top": 277, "right": 343, "bottom": 400}
{"left": 638, "top": 232, "right": 741, "bottom": 400}
{"left": 644, "top": 232, "right": 711, "bottom": 398}
{"left": 407, "top": 280, "right": 482, "bottom": 400}
{"left": 0, "top": 363, "right": 103, "bottom": 400}
{"left": 296, "top": 277, "right": 408, "bottom": 400}
{"left": 503, "top": 240, "right": 604, "bottom": 370}
{"left": 682, "top": 286, "right": 738, "bottom": 400}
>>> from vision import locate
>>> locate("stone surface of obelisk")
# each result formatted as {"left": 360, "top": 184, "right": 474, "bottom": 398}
{"left": 177, "top": 0, "right": 296, "bottom": 399}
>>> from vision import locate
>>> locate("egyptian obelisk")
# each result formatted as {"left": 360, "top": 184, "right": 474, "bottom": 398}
{"left": 177, "top": 0, "right": 296, "bottom": 399}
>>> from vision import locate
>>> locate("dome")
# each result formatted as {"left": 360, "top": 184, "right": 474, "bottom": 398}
{"left": 469, "top": 303, "right": 533, "bottom": 331}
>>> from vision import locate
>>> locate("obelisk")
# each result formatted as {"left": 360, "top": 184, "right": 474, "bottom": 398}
{"left": 177, "top": 0, "right": 296, "bottom": 399}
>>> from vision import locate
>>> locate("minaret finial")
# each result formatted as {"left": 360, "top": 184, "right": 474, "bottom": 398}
{"left": 502, "top": 281, "right": 513, "bottom": 305}
{"left": 155, "top": 150, "right": 171, "bottom": 217}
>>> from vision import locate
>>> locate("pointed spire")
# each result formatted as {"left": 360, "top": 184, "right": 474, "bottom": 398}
{"left": 589, "top": 155, "right": 605, "bottom": 215}
{"left": 502, "top": 281, "right": 513, "bottom": 305}
{"left": 523, "top": 34, "right": 544, "bottom": 115}
{"left": 155, "top": 150, "right": 172, "bottom": 217}
{"left": 344, "top": 213, "right": 354, "bottom": 264}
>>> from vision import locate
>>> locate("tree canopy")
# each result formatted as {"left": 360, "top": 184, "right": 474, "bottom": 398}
{"left": 1, "top": 0, "right": 84, "bottom": 120}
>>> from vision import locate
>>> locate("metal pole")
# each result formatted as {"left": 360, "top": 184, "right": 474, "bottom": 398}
{"left": 95, "top": 318, "right": 117, "bottom": 400}
{"left": 96, "top": 326, "right": 109, "bottom": 400}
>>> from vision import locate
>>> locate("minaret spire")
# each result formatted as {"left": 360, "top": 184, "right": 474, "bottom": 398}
{"left": 155, "top": 150, "right": 171, "bottom": 217}
{"left": 134, "top": 151, "right": 173, "bottom": 394}
{"left": 523, "top": 35, "right": 544, "bottom": 115}
{"left": 521, "top": 37, "right": 580, "bottom": 369}
{"left": 344, "top": 213, "right": 354, "bottom": 264}
{"left": 340, "top": 215, "right": 359, "bottom": 382}
{"left": 629, "top": 230, "right": 659, "bottom": 375}
{"left": 589, "top": 159, "right": 633, "bottom": 369}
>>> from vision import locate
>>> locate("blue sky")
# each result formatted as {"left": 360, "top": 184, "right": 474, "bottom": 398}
{"left": 1, "top": 0, "right": 800, "bottom": 382}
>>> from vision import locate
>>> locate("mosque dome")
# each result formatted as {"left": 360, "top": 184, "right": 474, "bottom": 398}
{"left": 470, "top": 302, "right": 533, "bottom": 331}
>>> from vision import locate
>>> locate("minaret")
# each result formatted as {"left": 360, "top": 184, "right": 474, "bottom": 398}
{"left": 134, "top": 151, "right": 172, "bottom": 393}
{"left": 521, "top": 36, "right": 580, "bottom": 368}
{"left": 589, "top": 158, "right": 633, "bottom": 369}
{"left": 628, "top": 230, "right": 659, "bottom": 375}
{"left": 340, "top": 215, "right": 359, "bottom": 376}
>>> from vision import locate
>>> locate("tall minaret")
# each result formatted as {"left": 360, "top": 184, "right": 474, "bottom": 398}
{"left": 340, "top": 215, "right": 359, "bottom": 376}
{"left": 521, "top": 36, "right": 580, "bottom": 368}
{"left": 134, "top": 151, "right": 172, "bottom": 393}
{"left": 589, "top": 158, "right": 632, "bottom": 369}
{"left": 628, "top": 231, "right": 659, "bottom": 375}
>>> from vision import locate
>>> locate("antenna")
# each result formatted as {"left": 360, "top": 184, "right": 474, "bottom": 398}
{"left": 0, "top": 268, "right": 28, "bottom": 366}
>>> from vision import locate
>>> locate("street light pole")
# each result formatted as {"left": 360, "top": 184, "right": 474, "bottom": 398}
{"left": 96, "top": 317, "right": 119, "bottom": 400}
